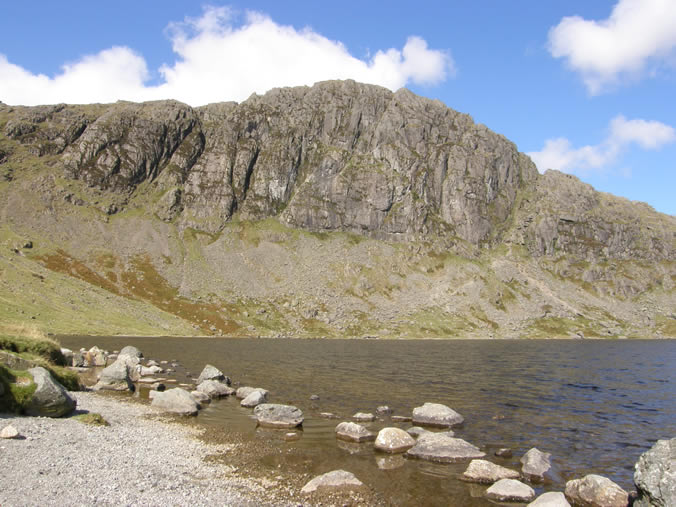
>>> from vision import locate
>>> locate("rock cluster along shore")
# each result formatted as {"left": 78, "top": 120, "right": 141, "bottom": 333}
{"left": 3, "top": 343, "right": 674, "bottom": 506}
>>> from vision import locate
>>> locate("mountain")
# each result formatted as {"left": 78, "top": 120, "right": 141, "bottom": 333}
{"left": 0, "top": 80, "right": 674, "bottom": 339}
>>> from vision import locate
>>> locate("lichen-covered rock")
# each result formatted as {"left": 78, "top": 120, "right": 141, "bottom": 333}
{"left": 374, "top": 427, "right": 416, "bottom": 453}
{"left": 300, "top": 469, "right": 365, "bottom": 495}
{"left": 254, "top": 403, "right": 303, "bottom": 428}
{"left": 405, "top": 433, "right": 485, "bottom": 463}
{"left": 411, "top": 402, "right": 464, "bottom": 428}
{"left": 25, "top": 367, "right": 76, "bottom": 417}
{"left": 633, "top": 438, "right": 675, "bottom": 507}
{"left": 335, "top": 422, "right": 376, "bottom": 443}
{"left": 461, "top": 459, "right": 520, "bottom": 484}
{"left": 564, "top": 474, "right": 628, "bottom": 507}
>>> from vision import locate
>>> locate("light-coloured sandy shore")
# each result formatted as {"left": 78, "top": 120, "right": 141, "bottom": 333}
{"left": 0, "top": 391, "right": 291, "bottom": 506}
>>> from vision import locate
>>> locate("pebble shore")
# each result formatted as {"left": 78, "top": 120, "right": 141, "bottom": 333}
{"left": 0, "top": 391, "right": 283, "bottom": 506}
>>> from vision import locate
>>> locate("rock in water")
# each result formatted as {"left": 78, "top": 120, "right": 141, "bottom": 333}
{"left": 461, "top": 459, "right": 520, "bottom": 483}
{"left": 407, "top": 426, "right": 433, "bottom": 438}
{"left": 633, "top": 438, "right": 675, "bottom": 507}
{"left": 564, "top": 474, "right": 628, "bottom": 507}
{"left": 196, "top": 380, "right": 235, "bottom": 398}
{"left": 240, "top": 389, "right": 268, "bottom": 408}
{"left": 405, "top": 433, "right": 485, "bottom": 463}
{"left": 521, "top": 447, "right": 552, "bottom": 482}
{"left": 236, "top": 386, "right": 261, "bottom": 399}
{"left": 25, "top": 367, "right": 76, "bottom": 417}
{"left": 528, "top": 492, "right": 571, "bottom": 506}
{"left": 93, "top": 356, "right": 136, "bottom": 391}
{"left": 376, "top": 405, "right": 392, "bottom": 416}
{"left": 151, "top": 388, "right": 200, "bottom": 416}
{"left": 486, "top": 479, "right": 535, "bottom": 503}
{"left": 411, "top": 402, "right": 464, "bottom": 428}
{"left": 190, "top": 391, "right": 211, "bottom": 404}
{"left": 118, "top": 345, "right": 143, "bottom": 362}
{"left": 335, "top": 422, "right": 376, "bottom": 443}
{"left": 300, "top": 470, "right": 365, "bottom": 495}
{"left": 254, "top": 403, "right": 304, "bottom": 428}
{"left": 197, "top": 364, "right": 229, "bottom": 385}
{"left": 352, "top": 412, "right": 375, "bottom": 422}
{"left": 84, "top": 346, "right": 106, "bottom": 367}
{"left": 374, "top": 428, "right": 416, "bottom": 453}
{"left": 0, "top": 425, "right": 20, "bottom": 439}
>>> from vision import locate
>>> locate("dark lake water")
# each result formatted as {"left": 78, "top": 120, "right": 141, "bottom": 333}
{"left": 60, "top": 336, "right": 676, "bottom": 506}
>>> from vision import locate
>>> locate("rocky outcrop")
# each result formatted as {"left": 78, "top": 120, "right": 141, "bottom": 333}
{"left": 25, "top": 367, "right": 76, "bottom": 417}
{"left": 633, "top": 438, "right": 675, "bottom": 507}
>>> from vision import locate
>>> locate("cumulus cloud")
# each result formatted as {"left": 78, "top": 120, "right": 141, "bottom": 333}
{"left": 527, "top": 115, "right": 676, "bottom": 174}
{"left": 0, "top": 6, "right": 453, "bottom": 106}
{"left": 548, "top": 0, "right": 676, "bottom": 93}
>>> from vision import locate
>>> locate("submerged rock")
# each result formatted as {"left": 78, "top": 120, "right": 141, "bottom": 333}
{"left": 300, "top": 470, "right": 365, "bottom": 495}
{"left": 528, "top": 492, "right": 571, "bottom": 507}
{"left": 335, "top": 422, "right": 376, "bottom": 443}
{"left": 254, "top": 403, "right": 304, "bottom": 428}
{"left": 405, "top": 433, "right": 485, "bottom": 463}
{"left": 521, "top": 447, "right": 552, "bottom": 482}
{"left": 374, "top": 428, "right": 416, "bottom": 453}
{"left": 461, "top": 459, "right": 520, "bottom": 484}
{"left": 486, "top": 479, "right": 535, "bottom": 503}
{"left": 564, "top": 474, "right": 628, "bottom": 507}
{"left": 633, "top": 438, "right": 675, "bottom": 507}
{"left": 151, "top": 388, "right": 200, "bottom": 416}
{"left": 411, "top": 402, "right": 464, "bottom": 428}
{"left": 25, "top": 367, "right": 76, "bottom": 417}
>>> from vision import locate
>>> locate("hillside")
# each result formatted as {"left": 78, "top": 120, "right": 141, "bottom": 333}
{"left": 0, "top": 80, "right": 674, "bottom": 339}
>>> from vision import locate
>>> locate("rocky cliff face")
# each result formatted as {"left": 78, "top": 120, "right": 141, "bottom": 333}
{"left": 0, "top": 81, "right": 674, "bottom": 339}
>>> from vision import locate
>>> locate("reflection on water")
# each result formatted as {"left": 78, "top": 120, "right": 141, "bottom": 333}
{"left": 61, "top": 336, "right": 676, "bottom": 505}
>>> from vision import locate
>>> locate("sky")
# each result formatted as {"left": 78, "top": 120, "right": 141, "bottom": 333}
{"left": 1, "top": 1, "right": 675, "bottom": 216}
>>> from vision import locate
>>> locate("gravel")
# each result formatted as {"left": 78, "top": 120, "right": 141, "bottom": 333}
{"left": 0, "top": 392, "right": 283, "bottom": 506}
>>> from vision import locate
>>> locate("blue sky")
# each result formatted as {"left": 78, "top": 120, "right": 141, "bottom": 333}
{"left": 1, "top": 1, "right": 674, "bottom": 215}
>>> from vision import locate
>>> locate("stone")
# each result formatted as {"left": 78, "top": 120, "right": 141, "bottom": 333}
{"left": 374, "top": 427, "right": 416, "bottom": 453}
{"left": 190, "top": 391, "right": 211, "bottom": 404}
{"left": 411, "top": 402, "right": 464, "bottom": 428}
{"left": 118, "top": 345, "right": 143, "bottom": 362}
{"left": 240, "top": 389, "right": 268, "bottom": 408}
{"left": 495, "top": 448, "right": 513, "bottom": 458}
{"left": 71, "top": 351, "right": 85, "bottom": 367}
{"left": 254, "top": 404, "right": 304, "bottom": 428}
{"left": 319, "top": 412, "right": 339, "bottom": 419}
{"left": 150, "top": 388, "right": 200, "bottom": 416}
{"left": 352, "top": 412, "right": 375, "bottom": 422}
{"left": 150, "top": 382, "right": 166, "bottom": 391}
{"left": 521, "top": 447, "right": 552, "bottom": 482}
{"left": 60, "top": 348, "right": 73, "bottom": 365}
{"left": 376, "top": 455, "right": 406, "bottom": 470}
{"left": 486, "top": 479, "right": 535, "bottom": 503}
{"left": 335, "top": 422, "right": 376, "bottom": 443}
{"left": 461, "top": 459, "right": 520, "bottom": 484}
{"left": 310, "top": 394, "right": 320, "bottom": 401}
{"left": 84, "top": 346, "right": 106, "bottom": 367}
{"left": 405, "top": 433, "right": 485, "bottom": 463}
{"left": 146, "top": 360, "right": 159, "bottom": 367}
{"left": 197, "top": 364, "right": 229, "bottom": 385}
{"left": 93, "top": 356, "right": 137, "bottom": 391}
{"left": 236, "top": 386, "right": 259, "bottom": 399}
{"left": 284, "top": 432, "right": 301, "bottom": 441}
{"left": 564, "top": 475, "right": 629, "bottom": 507}
{"left": 196, "top": 380, "right": 235, "bottom": 398}
{"left": 391, "top": 415, "right": 412, "bottom": 422}
{"left": 0, "top": 425, "right": 20, "bottom": 439}
{"left": 407, "top": 426, "right": 432, "bottom": 438}
{"left": 376, "top": 405, "right": 392, "bottom": 416}
{"left": 633, "top": 438, "right": 675, "bottom": 507}
{"left": 140, "top": 365, "right": 163, "bottom": 376}
{"left": 300, "top": 470, "right": 365, "bottom": 495}
{"left": 25, "top": 367, "right": 76, "bottom": 417}
{"left": 528, "top": 491, "right": 572, "bottom": 506}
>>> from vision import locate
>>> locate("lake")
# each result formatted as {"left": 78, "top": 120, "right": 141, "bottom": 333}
{"left": 60, "top": 336, "right": 676, "bottom": 506}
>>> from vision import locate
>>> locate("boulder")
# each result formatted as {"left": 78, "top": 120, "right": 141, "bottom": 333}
{"left": 240, "top": 389, "right": 268, "bottom": 408}
{"left": 197, "top": 364, "right": 229, "bottom": 385}
{"left": 352, "top": 412, "right": 375, "bottom": 422}
{"left": 60, "top": 348, "right": 73, "bottom": 365}
{"left": 335, "top": 422, "right": 376, "bottom": 443}
{"left": 190, "top": 391, "right": 211, "bottom": 404}
{"left": 196, "top": 380, "right": 235, "bottom": 398}
{"left": 84, "top": 346, "right": 106, "bottom": 367}
{"left": 254, "top": 403, "right": 303, "bottom": 428}
{"left": 300, "top": 470, "right": 365, "bottom": 495}
{"left": 150, "top": 388, "right": 200, "bottom": 416}
{"left": 118, "top": 345, "right": 143, "bottom": 362}
{"left": 564, "top": 474, "right": 629, "bottom": 507}
{"left": 236, "top": 386, "right": 259, "bottom": 399}
{"left": 376, "top": 405, "right": 392, "bottom": 416}
{"left": 0, "top": 425, "right": 20, "bottom": 439}
{"left": 521, "top": 447, "right": 552, "bottom": 482}
{"left": 461, "top": 459, "right": 520, "bottom": 483}
{"left": 528, "top": 491, "right": 572, "bottom": 506}
{"left": 633, "top": 438, "right": 675, "bottom": 507}
{"left": 25, "top": 367, "right": 76, "bottom": 417}
{"left": 411, "top": 402, "right": 464, "bottom": 428}
{"left": 486, "top": 479, "right": 535, "bottom": 503}
{"left": 71, "top": 351, "right": 85, "bottom": 367}
{"left": 93, "top": 357, "right": 136, "bottom": 391}
{"left": 405, "top": 433, "right": 485, "bottom": 463}
{"left": 374, "top": 427, "right": 416, "bottom": 453}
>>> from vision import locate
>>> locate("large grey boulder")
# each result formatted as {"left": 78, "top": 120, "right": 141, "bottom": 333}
{"left": 335, "top": 422, "right": 376, "bottom": 443}
{"left": 521, "top": 447, "right": 552, "bottom": 482}
{"left": 83, "top": 346, "right": 107, "bottom": 367}
{"left": 528, "top": 492, "right": 571, "bottom": 506}
{"left": 254, "top": 403, "right": 304, "bottom": 428}
{"left": 197, "top": 365, "right": 229, "bottom": 385}
{"left": 633, "top": 438, "right": 675, "bottom": 507}
{"left": 93, "top": 356, "right": 136, "bottom": 391}
{"left": 486, "top": 479, "right": 535, "bottom": 503}
{"left": 118, "top": 345, "right": 143, "bottom": 362}
{"left": 240, "top": 389, "right": 268, "bottom": 408}
{"left": 196, "top": 380, "right": 235, "bottom": 398}
{"left": 374, "top": 427, "right": 416, "bottom": 453}
{"left": 151, "top": 388, "right": 200, "bottom": 416}
{"left": 405, "top": 433, "right": 485, "bottom": 463}
{"left": 411, "top": 402, "right": 464, "bottom": 428}
{"left": 461, "top": 459, "right": 520, "bottom": 483}
{"left": 25, "top": 367, "right": 76, "bottom": 417}
{"left": 564, "top": 474, "right": 628, "bottom": 507}
{"left": 300, "top": 470, "right": 365, "bottom": 495}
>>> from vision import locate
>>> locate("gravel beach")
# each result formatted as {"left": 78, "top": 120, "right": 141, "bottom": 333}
{"left": 0, "top": 391, "right": 286, "bottom": 506}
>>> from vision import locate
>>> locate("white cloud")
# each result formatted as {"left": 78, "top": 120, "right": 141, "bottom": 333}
{"left": 548, "top": 0, "right": 676, "bottom": 93}
{"left": 527, "top": 115, "right": 676, "bottom": 174}
{"left": 0, "top": 6, "right": 453, "bottom": 106}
